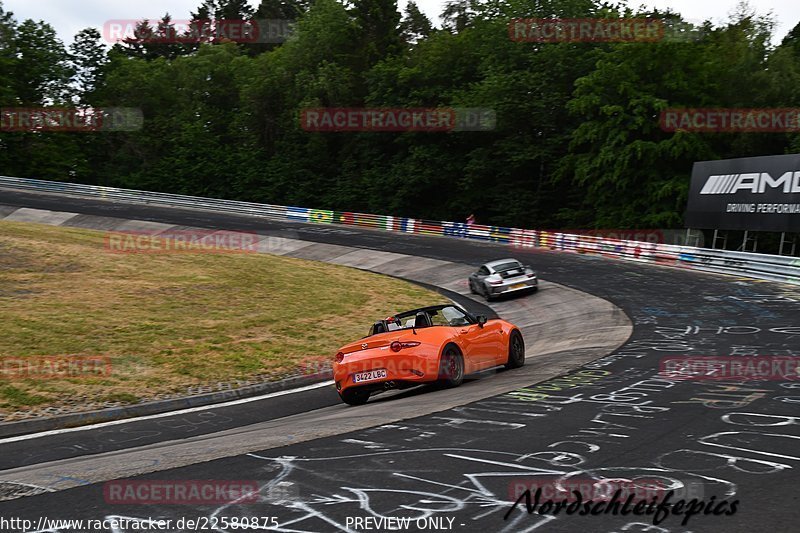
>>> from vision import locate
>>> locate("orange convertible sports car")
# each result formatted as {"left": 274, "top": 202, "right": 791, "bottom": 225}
{"left": 333, "top": 304, "right": 525, "bottom": 405}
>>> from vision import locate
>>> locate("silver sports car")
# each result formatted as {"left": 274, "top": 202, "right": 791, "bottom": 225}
{"left": 468, "top": 258, "right": 538, "bottom": 301}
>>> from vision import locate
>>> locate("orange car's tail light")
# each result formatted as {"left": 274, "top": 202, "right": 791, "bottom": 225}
{"left": 335, "top": 352, "right": 345, "bottom": 363}
{"left": 390, "top": 341, "right": 421, "bottom": 352}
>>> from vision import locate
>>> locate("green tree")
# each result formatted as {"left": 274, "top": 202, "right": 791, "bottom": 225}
{"left": 115, "top": 16, "right": 188, "bottom": 60}
{"left": 114, "top": 20, "right": 154, "bottom": 59}
{"left": 70, "top": 28, "right": 108, "bottom": 100}
{"left": 11, "top": 18, "right": 72, "bottom": 104}
{"left": 766, "top": 21, "right": 800, "bottom": 153}
{"left": 440, "top": 0, "right": 478, "bottom": 33}
{"left": 186, "top": 0, "right": 259, "bottom": 53}
{"left": 0, "top": 1, "right": 18, "bottom": 106}
{"left": 555, "top": 7, "right": 787, "bottom": 228}
{"left": 350, "top": 0, "right": 402, "bottom": 68}
{"left": 399, "top": 1, "right": 432, "bottom": 44}
{"left": 255, "top": 0, "right": 308, "bottom": 19}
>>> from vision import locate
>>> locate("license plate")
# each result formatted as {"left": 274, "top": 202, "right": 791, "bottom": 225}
{"left": 353, "top": 369, "right": 387, "bottom": 383}
{"left": 512, "top": 283, "right": 527, "bottom": 289}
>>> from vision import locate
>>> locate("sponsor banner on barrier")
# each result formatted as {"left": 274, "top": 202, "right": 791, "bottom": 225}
{"left": 443, "top": 222, "right": 468, "bottom": 238}
{"left": 334, "top": 211, "right": 354, "bottom": 225}
{"left": 489, "top": 226, "right": 512, "bottom": 244}
{"left": 308, "top": 209, "right": 333, "bottom": 224}
{"left": 105, "top": 230, "right": 259, "bottom": 254}
{"left": 417, "top": 220, "right": 444, "bottom": 236}
{"left": 1, "top": 356, "right": 111, "bottom": 380}
{"left": 510, "top": 229, "right": 539, "bottom": 248}
{"left": 353, "top": 213, "right": 381, "bottom": 228}
{"left": 463, "top": 225, "right": 512, "bottom": 243}
{"left": 286, "top": 206, "right": 310, "bottom": 222}
{"left": 465, "top": 224, "right": 491, "bottom": 241}
{"left": 659, "top": 356, "right": 800, "bottom": 381}
{"left": 398, "top": 218, "right": 416, "bottom": 233}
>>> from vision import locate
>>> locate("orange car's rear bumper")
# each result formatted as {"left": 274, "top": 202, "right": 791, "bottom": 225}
{"left": 333, "top": 350, "right": 440, "bottom": 393}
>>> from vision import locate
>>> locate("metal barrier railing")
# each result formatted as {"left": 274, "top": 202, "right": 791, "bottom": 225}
{"left": 1, "top": 176, "right": 799, "bottom": 285}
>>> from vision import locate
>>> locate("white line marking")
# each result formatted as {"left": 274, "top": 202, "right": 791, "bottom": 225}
{"left": 0, "top": 381, "right": 333, "bottom": 444}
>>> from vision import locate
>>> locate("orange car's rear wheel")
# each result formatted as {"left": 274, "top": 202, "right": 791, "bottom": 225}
{"left": 505, "top": 330, "right": 525, "bottom": 369}
{"left": 340, "top": 388, "right": 370, "bottom": 406}
{"left": 438, "top": 346, "right": 464, "bottom": 388}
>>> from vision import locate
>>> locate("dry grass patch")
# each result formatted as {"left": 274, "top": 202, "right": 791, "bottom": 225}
{"left": 0, "top": 221, "right": 446, "bottom": 412}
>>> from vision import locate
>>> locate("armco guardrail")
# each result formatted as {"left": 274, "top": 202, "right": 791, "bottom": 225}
{"left": 1, "top": 176, "right": 799, "bottom": 285}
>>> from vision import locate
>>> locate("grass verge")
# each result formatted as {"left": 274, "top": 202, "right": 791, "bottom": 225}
{"left": 0, "top": 220, "right": 446, "bottom": 413}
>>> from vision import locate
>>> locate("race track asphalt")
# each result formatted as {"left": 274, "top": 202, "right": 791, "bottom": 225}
{"left": 0, "top": 189, "right": 798, "bottom": 533}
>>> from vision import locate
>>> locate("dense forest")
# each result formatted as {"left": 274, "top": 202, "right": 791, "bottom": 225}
{"left": 1, "top": 0, "right": 799, "bottom": 229}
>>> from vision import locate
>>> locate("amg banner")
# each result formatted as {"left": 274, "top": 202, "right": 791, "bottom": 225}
{"left": 685, "top": 153, "right": 800, "bottom": 232}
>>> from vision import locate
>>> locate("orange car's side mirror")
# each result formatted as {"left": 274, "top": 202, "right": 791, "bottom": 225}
{"left": 477, "top": 315, "right": 488, "bottom": 328}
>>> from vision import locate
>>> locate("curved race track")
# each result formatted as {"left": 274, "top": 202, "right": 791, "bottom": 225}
{"left": 0, "top": 189, "right": 799, "bottom": 533}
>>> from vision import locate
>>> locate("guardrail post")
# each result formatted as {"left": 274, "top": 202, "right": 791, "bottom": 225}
{"left": 712, "top": 229, "right": 727, "bottom": 250}
{"left": 684, "top": 229, "right": 703, "bottom": 247}
{"left": 740, "top": 230, "right": 758, "bottom": 253}
{"left": 779, "top": 232, "right": 797, "bottom": 256}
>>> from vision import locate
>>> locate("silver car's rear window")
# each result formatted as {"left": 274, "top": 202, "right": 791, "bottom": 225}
{"left": 493, "top": 262, "right": 521, "bottom": 272}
